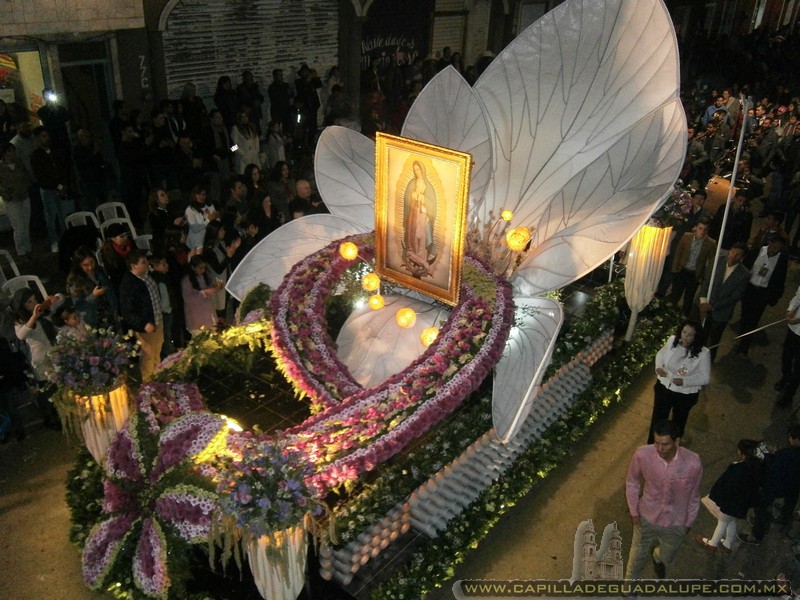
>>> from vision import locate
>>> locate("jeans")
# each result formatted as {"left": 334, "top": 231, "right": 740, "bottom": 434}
{"left": 39, "top": 188, "right": 74, "bottom": 245}
{"left": 625, "top": 516, "right": 686, "bottom": 579}
{"left": 4, "top": 198, "right": 32, "bottom": 255}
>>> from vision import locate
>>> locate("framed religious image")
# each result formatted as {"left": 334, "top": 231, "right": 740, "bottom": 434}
{"left": 374, "top": 132, "right": 472, "bottom": 306}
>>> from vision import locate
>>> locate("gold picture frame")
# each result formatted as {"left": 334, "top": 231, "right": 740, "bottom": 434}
{"left": 374, "top": 132, "right": 472, "bottom": 306}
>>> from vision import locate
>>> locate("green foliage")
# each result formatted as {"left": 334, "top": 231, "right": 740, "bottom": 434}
{"left": 65, "top": 448, "right": 105, "bottom": 547}
{"left": 236, "top": 283, "right": 272, "bottom": 322}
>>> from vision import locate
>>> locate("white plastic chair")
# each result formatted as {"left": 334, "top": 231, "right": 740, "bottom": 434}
{"left": 0, "top": 250, "right": 20, "bottom": 287}
{"left": 2, "top": 275, "right": 48, "bottom": 301}
{"left": 134, "top": 234, "right": 153, "bottom": 251}
{"left": 101, "top": 217, "right": 137, "bottom": 240}
{"left": 96, "top": 202, "right": 133, "bottom": 226}
{"left": 65, "top": 211, "right": 101, "bottom": 230}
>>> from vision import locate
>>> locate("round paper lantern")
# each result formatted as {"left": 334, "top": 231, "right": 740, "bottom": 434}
{"left": 420, "top": 327, "right": 439, "bottom": 347}
{"left": 395, "top": 308, "right": 416, "bottom": 328}
{"left": 501, "top": 209, "right": 513, "bottom": 221}
{"left": 339, "top": 242, "right": 358, "bottom": 260}
{"left": 368, "top": 294, "right": 384, "bottom": 310}
{"left": 506, "top": 226, "right": 532, "bottom": 252}
{"left": 362, "top": 272, "right": 381, "bottom": 292}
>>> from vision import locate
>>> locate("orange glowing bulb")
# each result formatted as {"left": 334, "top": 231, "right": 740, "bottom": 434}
{"left": 368, "top": 294, "right": 384, "bottom": 310}
{"left": 506, "top": 226, "right": 532, "bottom": 252}
{"left": 395, "top": 307, "right": 417, "bottom": 328}
{"left": 420, "top": 327, "right": 439, "bottom": 347}
{"left": 362, "top": 272, "right": 381, "bottom": 292}
{"left": 339, "top": 242, "right": 358, "bottom": 260}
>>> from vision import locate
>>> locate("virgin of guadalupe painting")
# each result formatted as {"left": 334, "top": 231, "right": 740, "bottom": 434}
{"left": 374, "top": 133, "right": 471, "bottom": 306}
{"left": 403, "top": 160, "right": 438, "bottom": 277}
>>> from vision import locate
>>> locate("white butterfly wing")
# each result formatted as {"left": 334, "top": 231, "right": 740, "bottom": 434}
{"left": 314, "top": 126, "right": 377, "bottom": 230}
{"left": 493, "top": 296, "right": 563, "bottom": 442}
{"left": 512, "top": 98, "right": 686, "bottom": 295}
{"left": 336, "top": 295, "right": 450, "bottom": 388}
{"left": 474, "top": 0, "right": 683, "bottom": 293}
{"left": 401, "top": 66, "right": 493, "bottom": 215}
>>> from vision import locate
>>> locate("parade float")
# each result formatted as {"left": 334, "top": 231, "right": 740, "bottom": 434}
{"left": 62, "top": 0, "right": 686, "bottom": 597}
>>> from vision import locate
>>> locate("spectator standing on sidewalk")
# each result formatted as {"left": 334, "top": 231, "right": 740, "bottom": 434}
{"left": 694, "top": 439, "right": 764, "bottom": 553}
{"left": 738, "top": 425, "right": 800, "bottom": 545}
{"left": 30, "top": 126, "right": 74, "bottom": 253}
{"left": 0, "top": 142, "right": 32, "bottom": 259}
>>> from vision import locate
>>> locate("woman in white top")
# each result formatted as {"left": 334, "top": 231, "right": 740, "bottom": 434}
{"left": 230, "top": 110, "right": 261, "bottom": 174}
{"left": 184, "top": 184, "right": 217, "bottom": 250}
{"left": 649, "top": 319, "right": 711, "bottom": 443}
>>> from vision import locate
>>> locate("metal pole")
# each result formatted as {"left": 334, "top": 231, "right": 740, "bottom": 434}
{"left": 704, "top": 96, "right": 751, "bottom": 308}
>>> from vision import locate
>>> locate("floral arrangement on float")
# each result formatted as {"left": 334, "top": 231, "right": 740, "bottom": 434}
{"left": 66, "top": 0, "right": 688, "bottom": 596}
{"left": 212, "top": 434, "right": 325, "bottom": 600}
{"left": 80, "top": 382, "right": 227, "bottom": 599}
{"left": 48, "top": 327, "right": 139, "bottom": 463}
{"left": 647, "top": 181, "right": 694, "bottom": 229}
{"left": 154, "top": 305, "right": 272, "bottom": 381}
{"left": 267, "top": 232, "right": 514, "bottom": 491}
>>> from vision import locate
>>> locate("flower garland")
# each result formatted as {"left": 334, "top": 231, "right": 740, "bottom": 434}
{"left": 269, "top": 233, "right": 514, "bottom": 492}
{"left": 269, "top": 235, "right": 370, "bottom": 406}
{"left": 81, "top": 386, "right": 227, "bottom": 599}
{"left": 647, "top": 180, "right": 693, "bottom": 229}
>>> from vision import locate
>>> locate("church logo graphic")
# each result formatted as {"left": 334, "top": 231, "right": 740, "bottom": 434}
{"left": 570, "top": 519, "right": 623, "bottom": 581}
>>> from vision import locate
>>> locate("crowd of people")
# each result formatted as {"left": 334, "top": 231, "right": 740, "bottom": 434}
{"left": 0, "top": 48, "right": 490, "bottom": 444}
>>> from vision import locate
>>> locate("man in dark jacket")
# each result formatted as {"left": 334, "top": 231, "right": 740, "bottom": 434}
{"left": 698, "top": 243, "right": 750, "bottom": 361}
{"left": 30, "top": 126, "right": 74, "bottom": 252}
{"left": 119, "top": 249, "right": 163, "bottom": 382}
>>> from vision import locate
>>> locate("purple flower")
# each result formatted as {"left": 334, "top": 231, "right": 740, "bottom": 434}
{"left": 82, "top": 410, "right": 225, "bottom": 595}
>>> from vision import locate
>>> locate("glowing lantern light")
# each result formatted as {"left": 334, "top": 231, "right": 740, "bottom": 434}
{"left": 362, "top": 272, "right": 380, "bottom": 292}
{"left": 420, "top": 327, "right": 439, "bottom": 347}
{"left": 501, "top": 209, "right": 514, "bottom": 221}
{"left": 339, "top": 242, "right": 358, "bottom": 260}
{"left": 395, "top": 308, "right": 416, "bottom": 328}
{"left": 506, "top": 226, "right": 532, "bottom": 252}
{"left": 368, "top": 294, "right": 384, "bottom": 310}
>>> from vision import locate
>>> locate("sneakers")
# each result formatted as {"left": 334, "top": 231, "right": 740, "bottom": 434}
{"left": 737, "top": 532, "right": 761, "bottom": 545}
{"left": 50, "top": 242, "right": 58, "bottom": 253}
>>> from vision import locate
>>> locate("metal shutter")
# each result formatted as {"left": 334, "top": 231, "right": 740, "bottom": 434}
{"left": 162, "top": 0, "right": 339, "bottom": 101}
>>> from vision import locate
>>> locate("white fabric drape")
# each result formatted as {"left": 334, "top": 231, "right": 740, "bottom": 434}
{"left": 624, "top": 225, "right": 672, "bottom": 340}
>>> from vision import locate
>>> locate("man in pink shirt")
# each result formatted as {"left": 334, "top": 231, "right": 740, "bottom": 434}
{"left": 625, "top": 420, "right": 703, "bottom": 579}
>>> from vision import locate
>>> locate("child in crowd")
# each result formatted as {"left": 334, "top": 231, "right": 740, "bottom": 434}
{"left": 52, "top": 301, "right": 88, "bottom": 341}
{"left": 147, "top": 188, "right": 185, "bottom": 253}
{"left": 695, "top": 439, "right": 764, "bottom": 552}
{"left": 181, "top": 255, "right": 223, "bottom": 337}
{"left": 148, "top": 253, "right": 177, "bottom": 357}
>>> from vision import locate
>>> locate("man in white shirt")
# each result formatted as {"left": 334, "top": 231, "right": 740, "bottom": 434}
{"left": 736, "top": 238, "right": 788, "bottom": 355}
